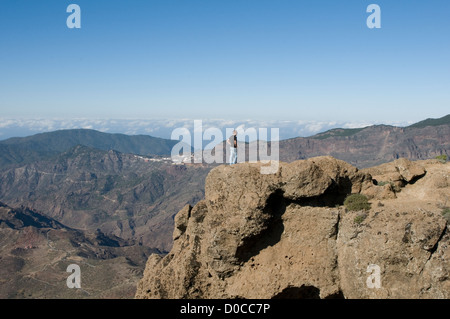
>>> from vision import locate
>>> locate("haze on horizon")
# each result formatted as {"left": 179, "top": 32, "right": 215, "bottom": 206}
{"left": 0, "top": 116, "right": 422, "bottom": 142}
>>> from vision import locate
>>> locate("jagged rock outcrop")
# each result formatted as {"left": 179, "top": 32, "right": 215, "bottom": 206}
{"left": 360, "top": 158, "right": 427, "bottom": 200}
{"left": 135, "top": 157, "right": 450, "bottom": 299}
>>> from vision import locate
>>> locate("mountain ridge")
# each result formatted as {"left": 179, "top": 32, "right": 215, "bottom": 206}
{"left": 0, "top": 144, "right": 211, "bottom": 252}
{"left": 1, "top": 114, "right": 449, "bottom": 170}
{"left": 407, "top": 114, "right": 450, "bottom": 129}
{"left": 277, "top": 116, "right": 450, "bottom": 168}
{"left": 305, "top": 114, "right": 450, "bottom": 140}
{"left": 0, "top": 128, "right": 182, "bottom": 168}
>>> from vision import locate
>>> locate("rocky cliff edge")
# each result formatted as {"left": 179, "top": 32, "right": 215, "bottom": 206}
{"left": 135, "top": 156, "right": 449, "bottom": 299}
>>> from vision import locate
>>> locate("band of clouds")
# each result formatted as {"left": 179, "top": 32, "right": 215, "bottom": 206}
{"left": 0, "top": 118, "right": 412, "bottom": 142}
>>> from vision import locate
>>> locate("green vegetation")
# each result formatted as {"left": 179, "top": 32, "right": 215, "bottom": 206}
{"left": 442, "top": 207, "right": 450, "bottom": 222}
{"left": 436, "top": 155, "right": 448, "bottom": 163}
{"left": 377, "top": 181, "right": 392, "bottom": 187}
{"left": 407, "top": 114, "right": 450, "bottom": 129}
{"left": 376, "top": 180, "right": 401, "bottom": 192}
{"left": 344, "top": 194, "right": 371, "bottom": 212}
{"left": 311, "top": 127, "right": 366, "bottom": 140}
{"left": 354, "top": 213, "right": 368, "bottom": 224}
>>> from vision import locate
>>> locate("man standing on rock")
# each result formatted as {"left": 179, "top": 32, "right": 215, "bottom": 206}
{"left": 227, "top": 130, "right": 238, "bottom": 165}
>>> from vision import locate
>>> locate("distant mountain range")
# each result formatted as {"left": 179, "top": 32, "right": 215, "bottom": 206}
{"left": 0, "top": 129, "right": 181, "bottom": 168}
{"left": 207, "top": 114, "right": 450, "bottom": 168}
{"left": 1, "top": 114, "right": 448, "bottom": 169}
{"left": 277, "top": 114, "right": 450, "bottom": 168}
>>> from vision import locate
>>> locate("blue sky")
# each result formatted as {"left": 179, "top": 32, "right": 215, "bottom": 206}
{"left": 0, "top": 0, "right": 449, "bottom": 125}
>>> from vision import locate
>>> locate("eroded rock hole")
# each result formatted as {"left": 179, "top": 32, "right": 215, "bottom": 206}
{"left": 235, "top": 190, "right": 285, "bottom": 263}
{"left": 290, "top": 176, "right": 354, "bottom": 208}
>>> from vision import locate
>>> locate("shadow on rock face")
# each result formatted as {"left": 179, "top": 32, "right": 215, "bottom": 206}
{"left": 235, "top": 190, "right": 286, "bottom": 263}
{"left": 272, "top": 285, "right": 321, "bottom": 299}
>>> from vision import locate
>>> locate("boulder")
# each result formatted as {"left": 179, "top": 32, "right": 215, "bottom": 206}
{"left": 363, "top": 158, "right": 426, "bottom": 187}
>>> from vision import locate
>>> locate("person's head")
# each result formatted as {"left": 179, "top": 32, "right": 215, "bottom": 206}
{"left": 233, "top": 130, "right": 237, "bottom": 136}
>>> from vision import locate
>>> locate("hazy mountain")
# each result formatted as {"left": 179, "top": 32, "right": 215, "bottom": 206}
{"left": 277, "top": 114, "right": 450, "bottom": 168}
{"left": 206, "top": 114, "right": 450, "bottom": 168}
{"left": 0, "top": 129, "right": 182, "bottom": 168}
{"left": 407, "top": 114, "right": 450, "bottom": 128}
{"left": 210, "top": 114, "right": 449, "bottom": 169}
{"left": 0, "top": 145, "right": 212, "bottom": 252}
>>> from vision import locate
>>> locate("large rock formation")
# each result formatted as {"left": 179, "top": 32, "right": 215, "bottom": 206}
{"left": 135, "top": 157, "right": 450, "bottom": 299}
